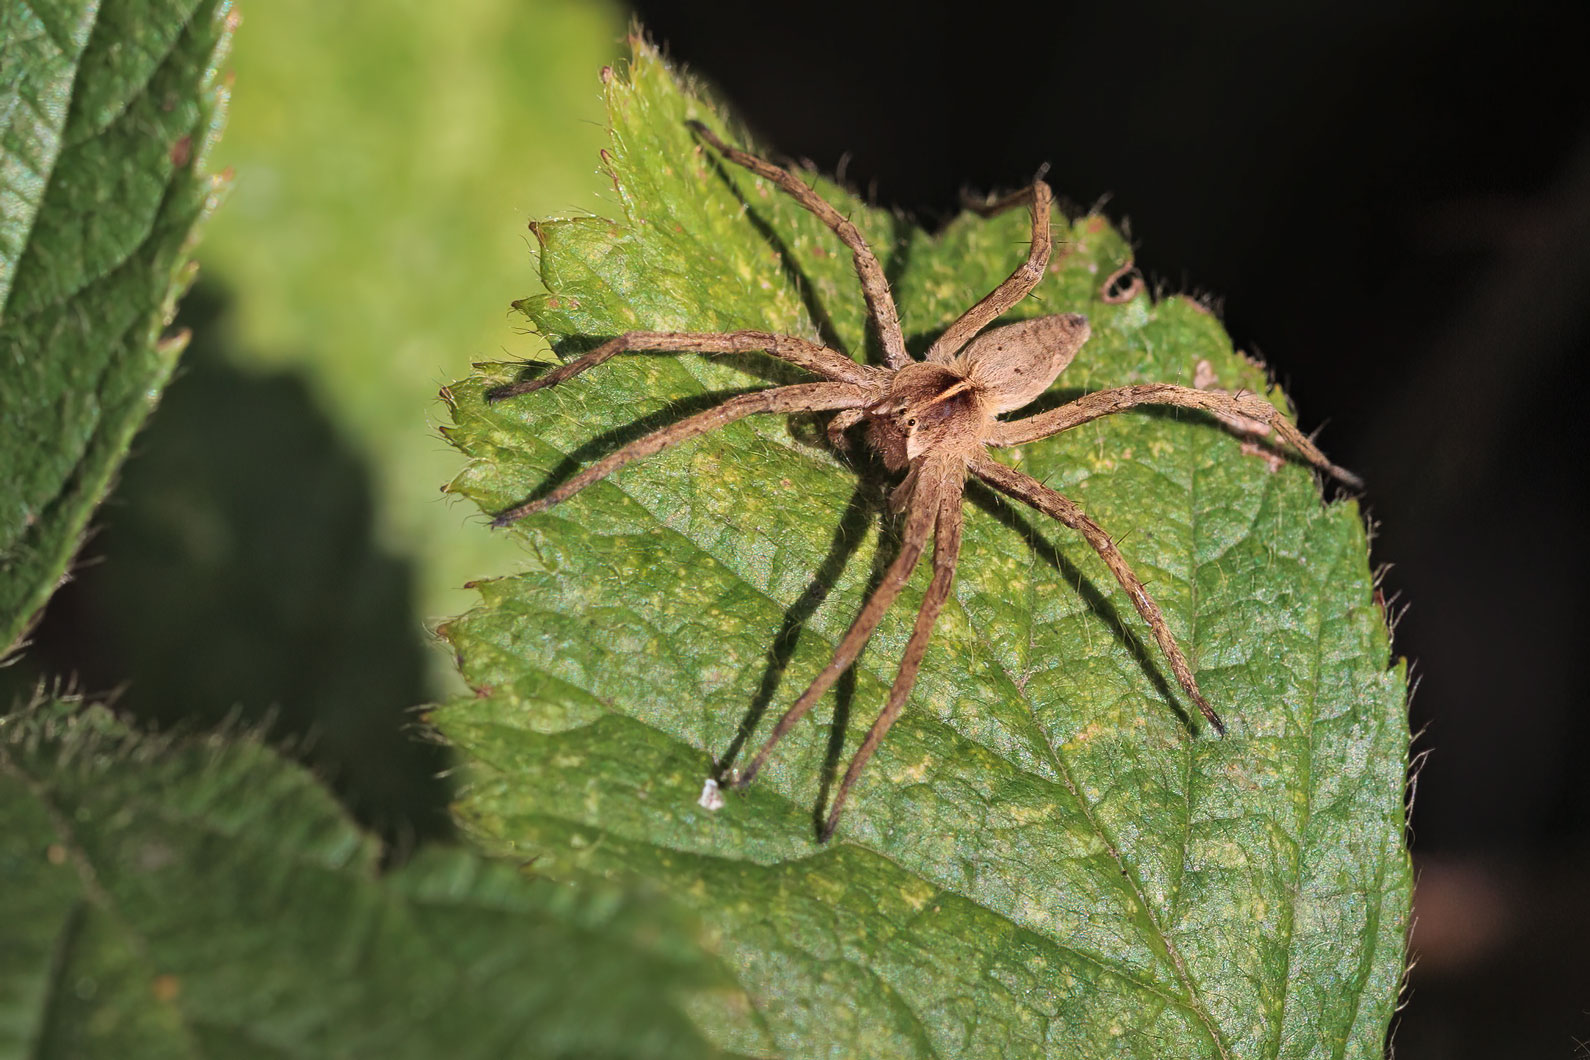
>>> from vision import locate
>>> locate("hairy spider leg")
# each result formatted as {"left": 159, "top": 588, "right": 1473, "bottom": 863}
{"left": 988, "top": 382, "right": 1364, "bottom": 489}
{"left": 733, "top": 461, "right": 952, "bottom": 789}
{"left": 688, "top": 121, "right": 912, "bottom": 371}
{"left": 924, "top": 181, "right": 1055, "bottom": 363}
{"left": 969, "top": 454, "right": 1225, "bottom": 734}
{"left": 825, "top": 407, "right": 866, "bottom": 450}
{"left": 489, "top": 381, "right": 871, "bottom": 526}
{"left": 821, "top": 462, "right": 966, "bottom": 840}
{"left": 486, "top": 329, "right": 879, "bottom": 403}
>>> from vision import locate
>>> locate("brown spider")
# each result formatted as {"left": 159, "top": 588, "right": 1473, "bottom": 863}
{"left": 488, "top": 122, "right": 1362, "bottom": 841}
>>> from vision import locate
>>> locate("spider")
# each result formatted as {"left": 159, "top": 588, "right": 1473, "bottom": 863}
{"left": 488, "top": 122, "right": 1362, "bottom": 841}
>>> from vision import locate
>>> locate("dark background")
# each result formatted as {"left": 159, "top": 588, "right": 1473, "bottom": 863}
{"left": 627, "top": 0, "right": 1590, "bottom": 1055}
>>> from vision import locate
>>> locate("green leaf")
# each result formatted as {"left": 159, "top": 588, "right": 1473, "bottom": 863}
{"left": 0, "top": 699, "right": 744, "bottom": 1059}
{"left": 434, "top": 38, "right": 1412, "bottom": 1058}
{"left": 4, "top": 289, "right": 454, "bottom": 843}
{"left": 0, "top": 0, "right": 232, "bottom": 653}
{"left": 193, "top": 0, "right": 626, "bottom": 656}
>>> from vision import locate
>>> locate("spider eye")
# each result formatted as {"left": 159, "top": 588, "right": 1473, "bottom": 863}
{"left": 906, "top": 417, "right": 917, "bottom": 427}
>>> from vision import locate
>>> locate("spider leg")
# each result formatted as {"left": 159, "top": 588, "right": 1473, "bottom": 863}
{"left": 821, "top": 467, "right": 965, "bottom": 841}
{"left": 923, "top": 181, "right": 1054, "bottom": 363}
{"left": 825, "top": 407, "right": 865, "bottom": 450}
{"left": 969, "top": 454, "right": 1226, "bottom": 735}
{"left": 732, "top": 462, "right": 947, "bottom": 789}
{"left": 959, "top": 174, "right": 1048, "bottom": 216}
{"left": 490, "top": 381, "right": 870, "bottom": 526}
{"left": 688, "top": 121, "right": 912, "bottom": 371}
{"left": 988, "top": 383, "right": 1364, "bottom": 488}
{"left": 486, "top": 329, "right": 880, "bottom": 402}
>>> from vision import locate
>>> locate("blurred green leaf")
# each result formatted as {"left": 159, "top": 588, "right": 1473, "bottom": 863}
{"left": 0, "top": 699, "right": 744, "bottom": 1059}
{"left": 434, "top": 39, "right": 1412, "bottom": 1058}
{"left": 7, "top": 283, "right": 451, "bottom": 843}
{"left": 0, "top": 0, "right": 231, "bottom": 653}
{"left": 4, "top": 0, "right": 628, "bottom": 839}
{"left": 196, "top": 0, "right": 626, "bottom": 669}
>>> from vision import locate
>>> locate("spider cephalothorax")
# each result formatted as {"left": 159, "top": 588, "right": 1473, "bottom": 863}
{"left": 863, "top": 314, "right": 1090, "bottom": 474}
{"left": 488, "top": 122, "right": 1360, "bottom": 840}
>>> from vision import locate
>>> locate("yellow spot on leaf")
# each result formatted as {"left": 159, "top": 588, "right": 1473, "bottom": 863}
{"left": 899, "top": 879, "right": 935, "bottom": 912}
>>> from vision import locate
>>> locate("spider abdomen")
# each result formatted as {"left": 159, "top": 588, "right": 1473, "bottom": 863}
{"left": 957, "top": 313, "right": 1091, "bottom": 414}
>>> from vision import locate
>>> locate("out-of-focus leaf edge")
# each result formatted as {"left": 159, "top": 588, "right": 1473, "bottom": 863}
{"left": 0, "top": 0, "right": 234, "bottom": 657}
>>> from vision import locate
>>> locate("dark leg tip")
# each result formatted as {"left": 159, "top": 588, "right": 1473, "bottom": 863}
{"left": 1332, "top": 465, "right": 1366, "bottom": 491}
{"left": 485, "top": 383, "right": 536, "bottom": 405}
{"left": 486, "top": 375, "right": 557, "bottom": 404}
{"left": 686, "top": 121, "right": 726, "bottom": 150}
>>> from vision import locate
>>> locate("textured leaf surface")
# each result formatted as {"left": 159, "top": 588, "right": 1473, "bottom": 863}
{"left": 0, "top": 700, "right": 741, "bottom": 1059}
{"left": 0, "top": 0, "right": 231, "bottom": 652}
{"left": 435, "top": 40, "right": 1412, "bottom": 1058}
